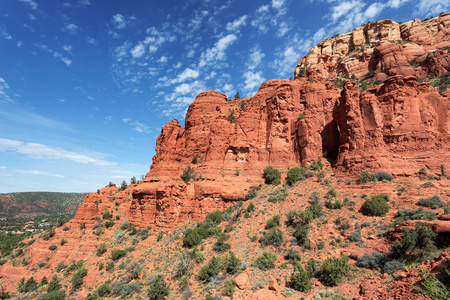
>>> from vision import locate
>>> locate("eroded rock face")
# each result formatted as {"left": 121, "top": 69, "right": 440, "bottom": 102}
{"left": 296, "top": 14, "right": 450, "bottom": 80}
{"left": 72, "top": 17, "right": 450, "bottom": 231}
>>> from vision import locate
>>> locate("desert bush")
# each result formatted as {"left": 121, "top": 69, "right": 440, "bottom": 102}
{"left": 198, "top": 256, "right": 221, "bottom": 281}
{"left": 183, "top": 228, "right": 203, "bottom": 248}
{"left": 263, "top": 166, "right": 281, "bottom": 185}
{"left": 285, "top": 248, "right": 301, "bottom": 264}
{"left": 188, "top": 247, "right": 205, "bottom": 264}
{"left": 360, "top": 194, "right": 390, "bottom": 216}
{"left": 147, "top": 275, "right": 169, "bottom": 300}
{"left": 417, "top": 195, "right": 445, "bottom": 209}
{"left": 180, "top": 166, "right": 195, "bottom": 184}
{"left": 253, "top": 251, "right": 277, "bottom": 270}
{"left": 96, "top": 243, "right": 107, "bottom": 256}
{"left": 267, "top": 186, "right": 289, "bottom": 203}
{"left": 21, "top": 276, "right": 38, "bottom": 292}
{"left": 357, "top": 251, "right": 386, "bottom": 269}
{"left": 97, "top": 283, "right": 111, "bottom": 297}
{"left": 259, "top": 228, "right": 284, "bottom": 247}
{"left": 213, "top": 232, "right": 231, "bottom": 252}
{"left": 391, "top": 222, "right": 437, "bottom": 260}
{"left": 395, "top": 209, "right": 437, "bottom": 221}
{"left": 383, "top": 260, "right": 404, "bottom": 274}
{"left": 420, "top": 272, "right": 450, "bottom": 300}
{"left": 49, "top": 245, "right": 57, "bottom": 251}
{"left": 111, "top": 249, "right": 126, "bottom": 260}
{"left": 173, "top": 252, "right": 192, "bottom": 278}
{"left": 102, "top": 210, "right": 112, "bottom": 220}
{"left": 71, "top": 267, "right": 87, "bottom": 291}
{"left": 309, "top": 157, "right": 324, "bottom": 171}
{"left": 221, "top": 278, "right": 235, "bottom": 296}
{"left": 319, "top": 255, "right": 350, "bottom": 286}
{"left": 286, "top": 167, "right": 314, "bottom": 185}
{"left": 223, "top": 251, "right": 240, "bottom": 274}
{"left": 358, "top": 171, "right": 373, "bottom": 184}
{"left": 245, "top": 201, "right": 256, "bottom": 213}
{"left": 373, "top": 172, "right": 394, "bottom": 181}
{"left": 265, "top": 215, "right": 281, "bottom": 229}
{"left": 290, "top": 264, "right": 311, "bottom": 292}
{"left": 293, "top": 223, "right": 310, "bottom": 249}
{"left": 306, "top": 258, "right": 320, "bottom": 278}
{"left": 36, "top": 291, "right": 66, "bottom": 300}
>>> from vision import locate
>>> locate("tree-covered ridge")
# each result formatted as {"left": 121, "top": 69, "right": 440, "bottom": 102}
{"left": 0, "top": 192, "right": 87, "bottom": 218}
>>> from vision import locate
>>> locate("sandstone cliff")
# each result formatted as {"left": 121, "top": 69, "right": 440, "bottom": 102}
{"left": 295, "top": 14, "right": 450, "bottom": 80}
{"left": 71, "top": 16, "right": 449, "bottom": 231}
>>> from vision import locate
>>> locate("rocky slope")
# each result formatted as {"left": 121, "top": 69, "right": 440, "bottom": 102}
{"left": 1, "top": 15, "right": 450, "bottom": 300}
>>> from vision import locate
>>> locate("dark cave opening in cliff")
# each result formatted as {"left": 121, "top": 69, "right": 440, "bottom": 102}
{"left": 321, "top": 121, "right": 340, "bottom": 161}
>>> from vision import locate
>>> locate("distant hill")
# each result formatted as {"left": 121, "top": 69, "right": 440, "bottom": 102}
{"left": 0, "top": 192, "right": 88, "bottom": 219}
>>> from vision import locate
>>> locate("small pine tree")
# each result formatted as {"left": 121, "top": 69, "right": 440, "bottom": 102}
{"left": 291, "top": 264, "right": 311, "bottom": 292}
{"left": 234, "top": 91, "right": 240, "bottom": 99}
{"left": 147, "top": 275, "right": 169, "bottom": 300}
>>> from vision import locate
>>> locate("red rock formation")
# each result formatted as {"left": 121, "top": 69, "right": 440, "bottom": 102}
{"left": 295, "top": 14, "right": 450, "bottom": 80}
{"left": 71, "top": 16, "right": 449, "bottom": 232}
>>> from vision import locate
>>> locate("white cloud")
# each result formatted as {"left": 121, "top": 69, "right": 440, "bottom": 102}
{"left": 65, "top": 23, "right": 78, "bottom": 33}
{"left": 199, "top": 34, "right": 238, "bottom": 67}
{"left": 122, "top": 119, "right": 151, "bottom": 133}
{"left": 19, "top": 0, "right": 37, "bottom": 10}
{"left": 63, "top": 45, "right": 72, "bottom": 54}
{"left": 243, "top": 71, "right": 265, "bottom": 93}
{"left": 130, "top": 43, "right": 145, "bottom": 58}
{"left": 248, "top": 47, "right": 265, "bottom": 70}
{"left": 416, "top": 0, "right": 449, "bottom": 17}
{"left": 87, "top": 37, "right": 96, "bottom": 45}
{"left": 331, "top": 1, "right": 364, "bottom": 22}
{"left": 0, "top": 26, "right": 12, "bottom": 40}
{"left": 13, "top": 169, "right": 64, "bottom": 178}
{"left": 272, "top": 0, "right": 287, "bottom": 15}
{"left": 79, "top": 0, "right": 90, "bottom": 6}
{"left": 277, "top": 21, "right": 289, "bottom": 37}
{"left": 226, "top": 15, "right": 247, "bottom": 31}
{"left": 39, "top": 46, "right": 72, "bottom": 66}
{"left": 0, "top": 138, "right": 116, "bottom": 166}
{"left": 172, "top": 68, "right": 200, "bottom": 84}
{"left": 0, "top": 77, "right": 13, "bottom": 103}
{"left": 112, "top": 14, "right": 126, "bottom": 29}
{"left": 158, "top": 56, "right": 168, "bottom": 63}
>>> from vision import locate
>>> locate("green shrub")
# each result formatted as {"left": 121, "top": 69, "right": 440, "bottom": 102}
{"left": 291, "top": 264, "right": 311, "bottom": 292}
{"left": 360, "top": 194, "right": 390, "bottom": 216}
{"left": 97, "top": 283, "right": 111, "bottom": 297}
{"left": 245, "top": 202, "right": 256, "bottom": 213}
{"left": 111, "top": 249, "right": 126, "bottom": 260}
{"left": 259, "top": 228, "right": 284, "bottom": 247}
{"left": 306, "top": 258, "right": 320, "bottom": 278}
{"left": 417, "top": 195, "right": 445, "bottom": 209}
{"left": 373, "top": 172, "right": 393, "bottom": 181}
{"left": 180, "top": 166, "right": 195, "bottom": 184}
{"left": 223, "top": 251, "right": 240, "bottom": 274}
{"left": 213, "top": 232, "right": 231, "bottom": 252}
{"left": 227, "top": 109, "right": 237, "bottom": 123}
{"left": 319, "top": 255, "right": 350, "bottom": 286}
{"left": 49, "top": 245, "right": 57, "bottom": 251}
{"left": 147, "top": 275, "right": 169, "bottom": 300}
{"left": 286, "top": 167, "right": 314, "bottom": 185}
{"left": 391, "top": 222, "right": 437, "bottom": 260}
{"left": 293, "top": 223, "right": 311, "bottom": 248}
{"left": 182, "top": 228, "right": 202, "bottom": 248}
{"left": 420, "top": 272, "right": 450, "bottom": 300}
{"left": 395, "top": 209, "right": 437, "bottom": 221}
{"left": 102, "top": 210, "right": 112, "bottom": 220}
{"left": 253, "top": 251, "right": 277, "bottom": 270}
{"left": 309, "top": 157, "right": 323, "bottom": 171}
{"left": 188, "top": 247, "right": 205, "bottom": 264}
{"left": 285, "top": 248, "right": 301, "bottom": 264}
{"left": 263, "top": 166, "right": 281, "bottom": 185}
{"left": 221, "top": 278, "right": 235, "bottom": 296}
{"left": 383, "top": 260, "right": 404, "bottom": 275}
{"left": 355, "top": 251, "right": 404, "bottom": 274}
{"left": 96, "top": 244, "right": 107, "bottom": 256}
{"left": 111, "top": 281, "right": 141, "bottom": 298}
{"left": 267, "top": 186, "right": 288, "bottom": 203}
{"left": 198, "top": 256, "right": 221, "bottom": 281}
{"left": 206, "top": 211, "right": 223, "bottom": 225}
{"left": 358, "top": 170, "right": 373, "bottom": 183}
{"left": 265, "top": 215, "right": 281, "bottom": 229}
{"left": 21, "top": 277, "right": 38, "bottom": 292}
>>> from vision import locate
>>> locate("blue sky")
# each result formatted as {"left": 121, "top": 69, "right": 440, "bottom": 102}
{"left": 0, "top": 0, "right": 447, "bottom": 193}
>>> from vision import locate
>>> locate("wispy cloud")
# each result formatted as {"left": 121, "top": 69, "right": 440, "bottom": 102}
{"left": 19, "top": 0, "right": 37, "bottom": 10}
{"left": 0, "top": 26, "right": 12, "bottom": 40}
{"left": 0, "top": 78, "right": 13, "bottom": 103}
{"left": 226, "top": 15, "right": 247, "bottom": 32}
{"left": 199, "top": 34, "right": 238, "bottom": 67}
{"left": 112, "top": 14, "right": 126, "bottom": 29}
{"left": 0, "top": 138, "right": 116, "bottom": 166}
{"left": 122, "top": 118, "right": 151, "bottom": 133}
{"left": 64, "top": 23, "right": 78, "bottom": 34}
{"left": 415, "top": 0, "right": 449, "bottom": 16}
{"left": 35, "top": 44, "right": 72, "bottom": 66}
{"left": 13, "top": 169, "right": 64, "bottom": 178}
